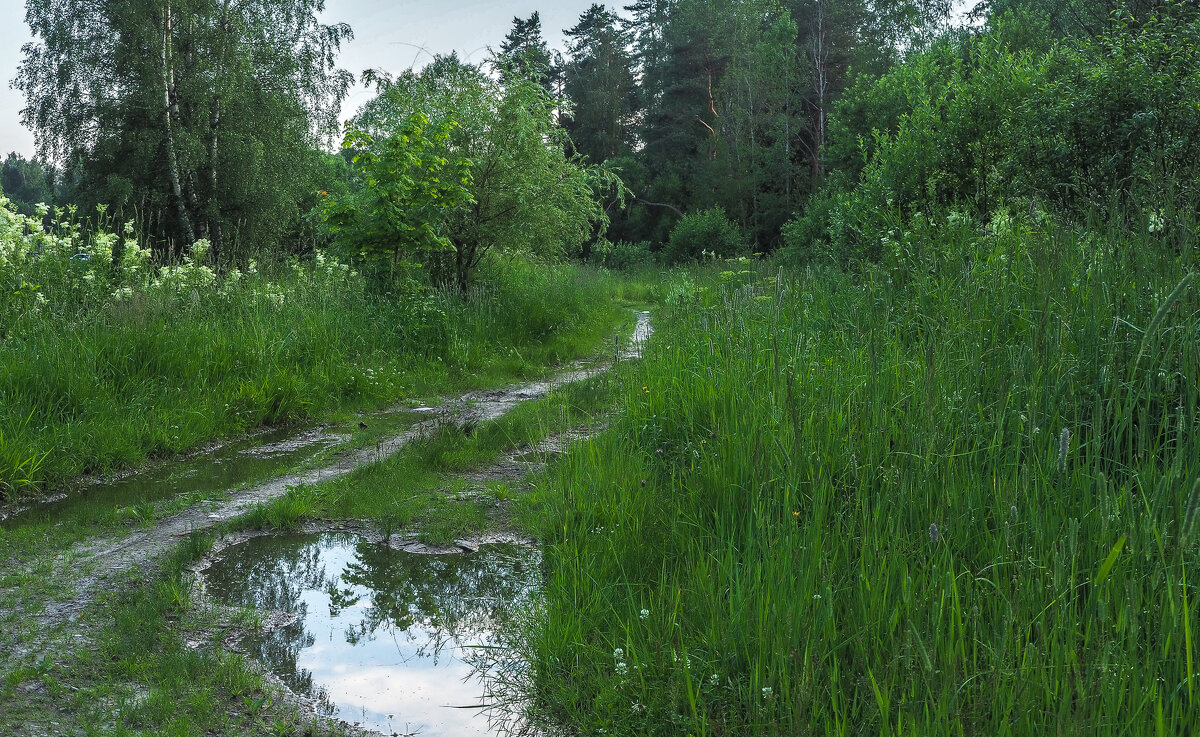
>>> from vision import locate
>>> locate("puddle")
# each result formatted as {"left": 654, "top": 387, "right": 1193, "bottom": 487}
{"left": 511, "top": 451, "right": 561, "bottom": 465}
{"left": 627, "top": 310, "right": 653, "bottom": 355}
{"left": 204, "top": 533, "right": 539, "bottom": 736}
{"left": 4, "top": 412, "right": 426, "bottom": 527}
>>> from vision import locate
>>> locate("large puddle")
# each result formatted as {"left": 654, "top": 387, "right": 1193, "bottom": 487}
{"left": 3, "top": 412, "right": 426, "bottom": 527}
{"left": 204, "top": 533, "right": 539, "bottom": 736}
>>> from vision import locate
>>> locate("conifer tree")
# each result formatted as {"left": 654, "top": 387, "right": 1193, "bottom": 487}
{"left": 562, "top": 5, "right": 640, "bottom": 163}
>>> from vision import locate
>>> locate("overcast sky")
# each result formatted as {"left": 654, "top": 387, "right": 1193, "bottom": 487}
{"left": 0, "top": 0, "right": 609, "bottom": 158}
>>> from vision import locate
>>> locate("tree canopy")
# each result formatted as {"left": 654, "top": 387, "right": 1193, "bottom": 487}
{"left": 14, "top": 0, "right": 353, "bottom": 258}
{"left": 330, "top": 56, "right": 620, "bottom": 291}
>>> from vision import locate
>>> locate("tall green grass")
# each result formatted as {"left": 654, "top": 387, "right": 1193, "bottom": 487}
{"left": 519, "top": 218, "right": 1200, "bottom": 735}
{"left": 0, "top": 252, "right": 626, "bottom": 500}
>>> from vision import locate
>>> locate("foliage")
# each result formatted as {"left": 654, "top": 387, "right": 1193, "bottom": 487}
{"left": 787, "top": 1, "right": 1200, "bottom": 264}
{"left": 352, "top": 56, "right": 618, "bottom": 290}
{"left": 665, "top": 206, "right": 747, "bottom": 264}
{"left": 519, "top": 216, "right": 1200, "bottom": 735}
{"left": 0, "top": 194, "right": 625, "bottom": 499}
{"left": 14, "top": 0, "right": 353, "bottom": 257}
{"left": 0, "top": 153, "right": 58, "bottom": 216}
{"left": 589, "top": 240, "right": 659, "bottom": 270}
{"left": 561, "top": 5, "right": 641, "bottom": 163}
{"left": 604, "top": 0, "right": 950, "bottom": 247}
{"left": 980, "top": 0, "right": 1163, "bottom": 39}
{"left": 322, "top": 112, "right": 473, "bottom": 286}
{"left": 496, "top": 12, "right": 557, "bottom": 92}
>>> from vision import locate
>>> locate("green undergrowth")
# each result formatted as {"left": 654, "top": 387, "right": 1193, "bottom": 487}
{"left": 236, "top": 375, "right": 619, "bottom": 545}
{"left": 0, "top": 255, "right": 628, "bottom": 502}
{"left": 0, "top": 533, "right": 336, "bottom": 737}
{"left": 518, "top": 219, "right": 1200, "bottom": 735}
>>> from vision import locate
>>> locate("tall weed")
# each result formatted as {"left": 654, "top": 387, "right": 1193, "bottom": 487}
{"left": 520, "top": 217, "right": 1200, "bottom": 735}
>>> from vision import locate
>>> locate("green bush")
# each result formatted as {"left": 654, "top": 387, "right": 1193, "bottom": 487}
{"left": 589, "top": 240, "right": 657, "bottom": 270}
{"left": 664, "top": 207, "right": 746, "bottom": 265}
{"left": 791, "top": 2, "right": 1200, "bottom": 265}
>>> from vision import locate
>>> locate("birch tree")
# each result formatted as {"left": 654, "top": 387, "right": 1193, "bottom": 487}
{"left": 14, "top": 0, "right": 352, "bottom": 257}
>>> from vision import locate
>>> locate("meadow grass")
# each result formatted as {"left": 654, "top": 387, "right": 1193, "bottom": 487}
{"left": 0, "top": 255, "right": 628, "bottom": 501}
{"left": 517, "top": 220, "right": 1200, "bottom": 735}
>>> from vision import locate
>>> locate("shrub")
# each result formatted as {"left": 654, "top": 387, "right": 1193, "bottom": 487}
{"left": 589, "top": 240, "right": 657, "bottom": 270}
{"left": 796, "top": 2, "right": 1200, "bottom": 265}
{"left": 664, "top": 207, "right": 746, "bottom": 265}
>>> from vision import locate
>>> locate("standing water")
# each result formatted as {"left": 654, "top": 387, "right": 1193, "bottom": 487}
{"left": 2, "top": 411, "right": 427, "bottom": 527}
{"left": 204, "top": 533, "right": 539, "bottom": 736}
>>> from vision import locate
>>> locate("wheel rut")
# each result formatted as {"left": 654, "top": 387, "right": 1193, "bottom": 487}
{"left": 27, "top": 311, "right": 652, "bottom": 630}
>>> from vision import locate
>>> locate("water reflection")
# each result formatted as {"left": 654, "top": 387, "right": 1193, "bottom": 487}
{"left": 204, "top": 534, "right": 539, "bottom": 736}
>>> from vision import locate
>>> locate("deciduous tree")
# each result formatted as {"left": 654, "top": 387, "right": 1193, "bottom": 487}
{"left": 14, "top": 0, "right": 353, "bottom": 258}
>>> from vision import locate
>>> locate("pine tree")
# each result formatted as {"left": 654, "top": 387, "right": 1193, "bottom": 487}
{"left": 562, "top": 5, "right": 640, "bottom": 163}
{"left": 497, "top": 12, "right": 556, "bottom": 92}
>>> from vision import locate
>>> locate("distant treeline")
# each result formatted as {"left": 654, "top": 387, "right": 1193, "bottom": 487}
{"left": 6, "top": 0, "right": 1194, "bottom": 264}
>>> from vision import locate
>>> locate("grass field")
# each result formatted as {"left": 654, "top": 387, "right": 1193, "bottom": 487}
{"left": 516, "top": 218, "right": 1200, "bottom": 735}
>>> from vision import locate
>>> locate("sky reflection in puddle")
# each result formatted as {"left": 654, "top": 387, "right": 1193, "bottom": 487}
{"left": 205, "top": 533, "right": 538, "bottom": 736}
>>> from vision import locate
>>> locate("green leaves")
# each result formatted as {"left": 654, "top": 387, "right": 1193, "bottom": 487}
{"left": 1093, "top": 535, "right": 1127, "bottom": 588}
{"left": 347, "top": 55, "right": 617, "bottom": 291}
{"left": 323, "top": 112, "right": 474, "bottom": 284}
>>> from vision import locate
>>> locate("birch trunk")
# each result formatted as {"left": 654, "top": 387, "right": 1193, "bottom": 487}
{"left": 206, "top": 0, "right": 233, "bottom": 261}
{"left": 161, "top": 2, "right": 196, "bottom": 250}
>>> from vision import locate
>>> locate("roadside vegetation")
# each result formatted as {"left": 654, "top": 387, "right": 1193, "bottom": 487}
{"left": 2, "top": 0, "right": 1199, "bottom": 735}
{"left": 511, "top": 4, "right": 1200, "bottom": 736}
{"left": 521, "top": 224, "right": 1199, "bottom": 736}
{"left": 0, "top": 199, "right": 627, "bottom": 500}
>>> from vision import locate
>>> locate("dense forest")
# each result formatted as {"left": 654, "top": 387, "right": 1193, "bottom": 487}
{"left": 5, "top": 0, "right": 1195, "bottom": 274}
{"left": 2, "top": 0, "right": 1199, "bottom": 735}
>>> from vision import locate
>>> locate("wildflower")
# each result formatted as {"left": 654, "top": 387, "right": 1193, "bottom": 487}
{"left": 639, "top": 609, "right": 650, "bottom": 620}
{"left": 929, "top": 523, "right": 940, "bottom": 543}
{"left": 1149, "top": 210, "right": 1165, "bottom": 234}
{"left": 709, "top": 674, "right": 720, "bottom": 686}
{"left": 613, "top": 648, "right": 624, "bottom": 659}
{"left": 615, "top": 661, "right": 628, "bottom": 676}
{"left": 761, "top": 686, "right": 773, "bottom": 700}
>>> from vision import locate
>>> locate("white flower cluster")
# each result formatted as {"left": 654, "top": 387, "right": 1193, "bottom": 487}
{"left": 1, "top": 196, "right": 362, "bottom": 323}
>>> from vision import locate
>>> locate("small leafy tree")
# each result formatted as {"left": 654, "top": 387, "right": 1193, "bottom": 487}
{"left": 665, "top": 207, "right": 747, "bottom": 264}
{"left": 322, "top": 112, "right": 473, "bottom": 286}
{"left": 352, "top": 55, "right": 622, "bottom": 291}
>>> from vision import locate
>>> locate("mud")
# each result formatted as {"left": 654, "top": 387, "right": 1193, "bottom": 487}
{"left": 22, "top": 311, "right": 651, "bottom": 629}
